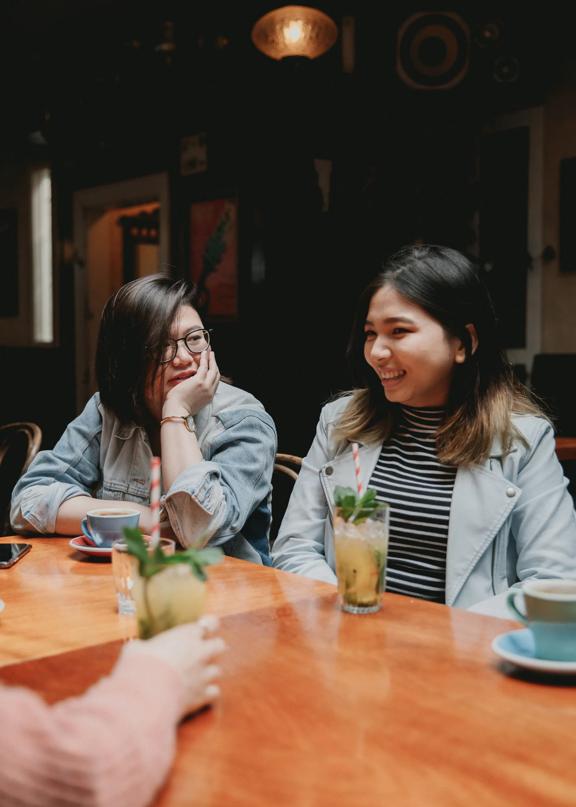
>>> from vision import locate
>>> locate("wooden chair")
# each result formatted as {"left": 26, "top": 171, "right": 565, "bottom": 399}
{"left": 0, "top": 422, "right": 42, "bottom": 535}
{"left": 270, "top": 453, "right": 303, "bottom": 544}
{"left": 274, "top": 453, "right": 303, "bottom": 481}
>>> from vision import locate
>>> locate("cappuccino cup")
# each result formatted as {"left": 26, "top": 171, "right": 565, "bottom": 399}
{"left": 507, "top": 579, "right": 576, "bottom": 661}
{"left": 81, "top": 508, "right": 140, "bottom": 548}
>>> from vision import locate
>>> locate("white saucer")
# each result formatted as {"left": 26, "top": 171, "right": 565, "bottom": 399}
{"left": 69, "top": 536, "right": 112, "bottom": 558}
{"left": 492, "top": 629, "right": 576, "bottom": 674}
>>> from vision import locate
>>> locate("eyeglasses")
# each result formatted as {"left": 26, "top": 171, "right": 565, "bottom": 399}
{"left": 159, "top": 328, "right": 212, "bottom": 364}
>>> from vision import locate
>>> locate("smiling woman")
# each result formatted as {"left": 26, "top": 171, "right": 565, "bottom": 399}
{"left": 362, "top": 285, "right": 475, "bottom": 410}
{"left": 272, "top": 244, "right": 576, "bottom": 617}
{"left": 10, "top": 275, "right": 277, "bottom": 564}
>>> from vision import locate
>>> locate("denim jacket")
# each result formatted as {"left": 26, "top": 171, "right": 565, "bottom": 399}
{"left": 11, "top": 383, "right": 277, "bottom": 564}
{"left": 272, "top": 396, "right": 576, "bottom": 617}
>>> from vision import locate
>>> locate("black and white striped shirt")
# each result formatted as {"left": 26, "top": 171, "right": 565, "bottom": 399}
{"left": 367, "top": 407, "right": 457, "bottom": 603}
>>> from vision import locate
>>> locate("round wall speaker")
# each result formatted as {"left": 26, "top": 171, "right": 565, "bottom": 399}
{"left": 396, "top": 12, "right": 470, "bottom": 90}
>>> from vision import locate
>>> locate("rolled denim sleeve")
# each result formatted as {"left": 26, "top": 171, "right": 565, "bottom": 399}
{"left": 163, "top": 408, "right": 277, "bottom": 548}
{"left": 10, "top": 396, "right": 103, "bottom": 534}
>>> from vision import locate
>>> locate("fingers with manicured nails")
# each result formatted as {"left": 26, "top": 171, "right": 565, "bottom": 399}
{"left": 122, "top": 616, "right": 225, "bottom": 716}
{"left": 197, "top": 614, "right": 219, "bottom": 635}
{"left": 198, "top": 638, "right": 226, "bottom": 663}
{"left": 203, "top": 663, "right": 222, "bottom": 683}
{"left": 205, "top": 684, "right": 220, "bottom": 701}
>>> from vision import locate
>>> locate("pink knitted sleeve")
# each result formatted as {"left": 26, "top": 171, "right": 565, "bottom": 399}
{"left": 0, "top": 649, "right": 186, "bottom": 807}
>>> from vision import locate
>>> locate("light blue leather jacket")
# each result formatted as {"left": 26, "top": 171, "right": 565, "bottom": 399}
{"left": 11, "top": 383, "right": 277, "bottom": 564}
{"left": 272, "top": 397, "right": 576, "bottom": 617}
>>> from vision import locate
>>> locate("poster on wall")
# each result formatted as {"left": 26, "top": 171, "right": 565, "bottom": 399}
{"left": 189, "top": 197, "right": 238, "bottom": 319}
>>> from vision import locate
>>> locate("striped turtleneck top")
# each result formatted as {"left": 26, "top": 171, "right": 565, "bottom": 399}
{"left": 367, "top": 406, "right": 457, "bottom": 603}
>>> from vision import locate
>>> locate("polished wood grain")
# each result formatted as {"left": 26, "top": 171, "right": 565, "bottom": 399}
{"left": 2, "top": 539, "right": 576, "bottom": 805}
{"left": 0, "top": 537, "right": 332, "bottom": 667}
{"left": 556, "top": 436, "right": 576, "bottom": 461}
{"left": 162, "top": 601, "right": 576, "bottom": 807}
{"left": 3, "top": 592, "right": 576, "bottom": 806}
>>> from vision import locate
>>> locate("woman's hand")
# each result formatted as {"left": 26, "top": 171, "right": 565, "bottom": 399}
{"left": 162, "top": 350, "right": 221, "bottom": 418}
{"left": 125, "top": 616, "right": 225, "bottom": 717}
{"left": 158, "top": 351, "right": 219, "bottom": 488}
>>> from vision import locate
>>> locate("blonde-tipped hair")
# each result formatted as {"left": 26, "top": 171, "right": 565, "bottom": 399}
{"left": 334, "top": 381, "right": 543, "bottom": 466}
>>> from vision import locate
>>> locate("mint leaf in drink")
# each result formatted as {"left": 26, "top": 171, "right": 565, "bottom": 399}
{"left": 334, "top": 486, "right": 359, "bottom": 521}
{"left": 122, "top": 527, "right": 223, "bottom": 581}
{"left": 334, "top": 486, "right": 382, "bottom": 524}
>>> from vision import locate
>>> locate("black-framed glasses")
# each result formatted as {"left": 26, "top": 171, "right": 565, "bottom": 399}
{"left": 159, "top": 328, "right": 213, "bottom": 364}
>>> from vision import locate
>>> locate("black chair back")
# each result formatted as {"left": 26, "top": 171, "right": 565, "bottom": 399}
{"left": 531, "top": 355, "right": 576, "bottom": 502}
{"left": 530, "top": 354, "right": 576, "bottom": 436}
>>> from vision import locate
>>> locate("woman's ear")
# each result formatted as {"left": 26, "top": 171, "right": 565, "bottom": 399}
{"left": 454, "top": 324, "right": 479, "bottom": 364}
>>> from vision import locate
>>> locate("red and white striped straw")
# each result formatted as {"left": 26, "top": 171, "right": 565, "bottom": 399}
{"left": 149, "top": 456, "right": 161, "bottom": 548}
{"left": 351, "top": 442, "right": 363, "bottom": 497}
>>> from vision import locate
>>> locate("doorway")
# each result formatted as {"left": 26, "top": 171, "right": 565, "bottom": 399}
{"left": 73, "top": 174, "right": 170, "bottom": 412}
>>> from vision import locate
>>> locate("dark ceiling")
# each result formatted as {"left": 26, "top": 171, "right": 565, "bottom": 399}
{"left": 0, "top": 0, "right": 569, "bottom": 157}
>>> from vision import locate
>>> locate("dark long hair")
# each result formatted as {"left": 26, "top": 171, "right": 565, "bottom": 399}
{"left": 96, "top": 274, "right": 199, "bottom": 424}
{"left": 335, "top": 244, "right": 542, "bottom": 464}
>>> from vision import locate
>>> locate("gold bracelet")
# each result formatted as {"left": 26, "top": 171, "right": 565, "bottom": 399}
{"left": 160, "top": 414, "right": 196, "bottom": 433}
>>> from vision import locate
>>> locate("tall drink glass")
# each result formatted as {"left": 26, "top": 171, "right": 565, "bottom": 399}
{"left": 334, "top": 502, "right": 389, "bottom": 614}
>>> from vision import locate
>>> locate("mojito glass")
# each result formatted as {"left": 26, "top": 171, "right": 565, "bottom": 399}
{"left": 132, "top": 563, "right": 207, "bottom": 639}
{"left": 334, "top": 502, "right": 389, "bottom": 614}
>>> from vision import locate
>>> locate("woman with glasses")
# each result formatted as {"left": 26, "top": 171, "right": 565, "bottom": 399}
{"left": 11, "top": 275, "right": 277, "bottom": 563}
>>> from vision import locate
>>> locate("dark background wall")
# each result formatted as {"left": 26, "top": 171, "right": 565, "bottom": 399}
{"left": 0, "top": 0, "right": 570, "bottom": 454}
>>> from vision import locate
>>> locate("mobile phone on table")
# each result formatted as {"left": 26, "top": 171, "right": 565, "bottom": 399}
{"left": 0, "top": 543, "right": 32, "bottom": 568}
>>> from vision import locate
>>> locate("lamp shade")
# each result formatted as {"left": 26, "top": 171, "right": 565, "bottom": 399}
{"left": 251, "top": 5, "right": 338, "bottom": 60}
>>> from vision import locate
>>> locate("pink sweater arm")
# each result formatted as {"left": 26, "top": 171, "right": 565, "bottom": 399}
{"left": 0, "top": 649, "right": 186, "bottom": 807}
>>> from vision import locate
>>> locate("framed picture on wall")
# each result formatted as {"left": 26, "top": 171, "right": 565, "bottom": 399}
{"left": 189, "top": 196, "right": 238, "bottom": 320}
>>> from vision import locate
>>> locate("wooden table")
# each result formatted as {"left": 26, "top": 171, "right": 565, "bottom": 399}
{"left": 0, "top": 536, "right": 331, "bottom": 666}
{"left": 2, "top": 537, "right": 576, "bottom": 805}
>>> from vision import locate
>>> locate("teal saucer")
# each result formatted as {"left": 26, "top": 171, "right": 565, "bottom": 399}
{"left": 492, "top": 629, "right": 576, "bottom": 674}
